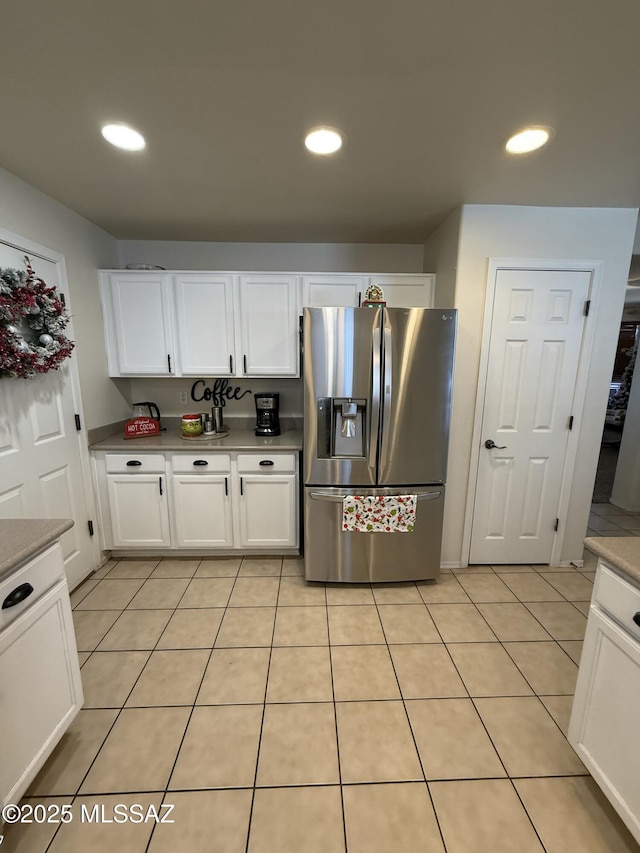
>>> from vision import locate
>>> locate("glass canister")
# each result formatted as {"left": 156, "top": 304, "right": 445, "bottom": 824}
{"left": 181, "top": 413, "right": 202, "bottom": 436}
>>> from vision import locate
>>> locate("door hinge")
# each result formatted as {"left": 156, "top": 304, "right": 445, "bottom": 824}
{"left": 554, "top": 518, "right": 559, "bottom": 531}
{"left": 584, "top": 300, "right": 591, "bottom": 316}
{"left": 74, "top": 413, "right": 82, "bottom": 431}
{"left": 88, "top": 520, "right": 94, "bottom": 536}
{"left": 568, "top": 415, "right": 574, "bottom": 430}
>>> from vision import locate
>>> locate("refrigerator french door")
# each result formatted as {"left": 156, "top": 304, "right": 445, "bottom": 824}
{"left": 303, "top": 306, "right": 456, "bottom": 582}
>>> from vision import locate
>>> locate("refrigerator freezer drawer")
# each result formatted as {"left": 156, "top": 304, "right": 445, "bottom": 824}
{"left": 304, "top": 486, "right": 445, "bottom": 583}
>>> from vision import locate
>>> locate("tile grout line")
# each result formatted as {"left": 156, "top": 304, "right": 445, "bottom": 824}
{"left": 143, "top": 554, "right": 246, "bottom": 853}
{"left": 371, "top": 581, "right": 450, "bottom": 853}
{"left": 325, "top": 584, "right": 349, "bottom": 853}
{"left": 243, "top": 556, "right": 284, "bottom": 853}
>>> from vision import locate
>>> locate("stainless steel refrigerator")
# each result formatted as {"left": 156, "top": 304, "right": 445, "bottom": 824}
{"left": 303, "top": 306, "right": 457, "bottom": 582}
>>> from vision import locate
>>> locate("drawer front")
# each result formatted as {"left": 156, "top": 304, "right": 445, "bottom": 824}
{"left": 237, "top": 453, "right": 297, "bottom": 474}
{"left": 0, "top": 543, "right": 64, "bottom": 629}
{"left": 105, "top": 453, "right": 166, "bottom": 473}
{"left": 594, "top": 562, "right": 640, "bottom": 642}
{"left": 171, "top": 453, "right": 231, "bottom": 474}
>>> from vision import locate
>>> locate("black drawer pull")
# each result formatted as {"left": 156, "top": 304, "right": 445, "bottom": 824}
{"left": 126, "top": 460, "right": 142, "bottom": 467}
{"left": 259, "top": 460, "right": 275, "bottom": 466}
{"left": 3, "top": 582, "right": 34, "bottom": 609}
{"left": 193, "top": 460, "right": 208, "bottom": 466}
{"left": 633, "top": 612, "right": 640, "bottom": 628}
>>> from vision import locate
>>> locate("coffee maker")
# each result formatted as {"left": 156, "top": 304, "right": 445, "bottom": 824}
{"left": 255, "top": 393, "right": 280, "bottom": 436}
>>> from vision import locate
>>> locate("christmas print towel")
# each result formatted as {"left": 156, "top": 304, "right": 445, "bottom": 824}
{"left": 342, "top": 495, "right": 417, "bottom": 533}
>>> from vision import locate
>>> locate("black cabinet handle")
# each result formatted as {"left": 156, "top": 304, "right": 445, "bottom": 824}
{"left": 159, "top": 476, "right": 163, "bottom": 496}
{"left": 126, "top": 460, "right": 142, "bottom": 466}
{"left": 167, "top": 354, "right": 172, "bottom": 373}
{"left": 224, "top": 476, "right": 228, "bottom": 496}
{"left": 193, "top": 459, "right": 208, "bottom": 466}
{"left": 259, "top": 460, "right": 275, "bottom": 466}
{"left": 243, "top": 354, "right": 247, "bottom": 374}
{"left": 229, "top": 355, "right": 233, "bottom": 373}
{"left": 633, "top": 612, "right": 640, "bottom": 628}
{"left": 3, "top": 582, "right": 34, "bottom": 609}
{"left": 240, "top": 476, "right": 243, "bottom": 495}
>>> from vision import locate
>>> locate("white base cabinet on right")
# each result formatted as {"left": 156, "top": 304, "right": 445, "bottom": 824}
{"left": 569, "top": 560, "right": 640, "bottom": 844}
{"left": 236, "top": 454, "right": 298, "bottom": 548}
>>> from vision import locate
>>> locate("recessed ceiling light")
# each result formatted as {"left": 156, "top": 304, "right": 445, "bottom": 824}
{"left": 101, "top": 123, "right": 146, "bottom": 151}
{"left": 505, "top": 126, "right": 554, "bottom": 154}
{"left": 304, "top": 127, "right": 343, "bottom": 155}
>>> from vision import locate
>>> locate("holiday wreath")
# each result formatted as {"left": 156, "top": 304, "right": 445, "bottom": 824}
{"left": 0, "top": 256, "right": 74, "bottom": 379}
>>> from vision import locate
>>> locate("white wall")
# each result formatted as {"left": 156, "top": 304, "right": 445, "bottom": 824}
{"left": 0, "top": 168, "right": 127, "bottom": 430}
{"left": 117, "top": 240, "right": 424, "bottom": 273}
{"left": 422, "top": 208, "right": 461, "bottom": 310}
{"left": 427, "top": 204, "right": 637, "bottom": 566}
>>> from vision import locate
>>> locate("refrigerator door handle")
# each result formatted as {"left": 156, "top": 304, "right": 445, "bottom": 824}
{"left": 369, "top": 324, "right": 382, "bottom": 469}
{"left": 308, "top": 490, "right": 442, "bottom": 502}
{"left": 379, "top": 324, "right": 393, "bottom": 470}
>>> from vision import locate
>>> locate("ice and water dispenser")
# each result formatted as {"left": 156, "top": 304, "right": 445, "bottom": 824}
{"left": 316, "top": 397, "right": 367, "bottom": 458}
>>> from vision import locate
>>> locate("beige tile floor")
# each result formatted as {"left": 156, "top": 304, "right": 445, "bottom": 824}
{"left": 6, "top": 508, "right": 640, "bottom": 852}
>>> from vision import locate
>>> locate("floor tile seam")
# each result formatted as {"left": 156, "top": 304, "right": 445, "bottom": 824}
{"left": 244, "top": 568, "right": 284, "bottom": 853}
{"left": 325, "top": 598, "right": 349, "bottom": 853}
{"left": 517, "top": 601, "right": 574, "bottom": 643}
{"left": 484, "top": 643, "right": 579, "bottom": 746}
{"left": 367, "top": 593, "right": 450, "bottom": 852}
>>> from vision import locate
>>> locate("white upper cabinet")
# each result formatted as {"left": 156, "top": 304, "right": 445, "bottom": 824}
{"left": 301, "top": 273, "right": 435, "bottom": 308}
{"left": 100, "top": 273, "right": 175, "bottom": 376}
{"left": 238, "top": 275, "right": 300, "bottom": 376}
{"left": 367, "top": 274, "right": 435, "bottom": 308}
{"left": 173, "top": 274, "right": 236, "bottom": 375}
{"left": 302, "top": 275, "right": 366, "bottom": 308}
{"left": 99, "top": 269, "right": 433, "bottom": 378}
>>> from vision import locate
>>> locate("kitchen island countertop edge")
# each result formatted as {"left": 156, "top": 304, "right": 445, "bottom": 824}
{"left": 0, "top": 518, "right": 74, "bottom": 581}
{"left": 584, "top": 536, "right": 640, "bottom": 586}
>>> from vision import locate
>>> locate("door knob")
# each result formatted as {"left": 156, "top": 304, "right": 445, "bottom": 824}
{"left": 484, "top": 439, "right": 507, "bottom": 449}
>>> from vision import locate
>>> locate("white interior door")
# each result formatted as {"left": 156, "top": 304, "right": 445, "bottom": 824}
{"left": 0, "top": 237, "right": 95, "bottom": 588}
{"left": 470, "top": 268, "right": 591, "bottom": 564}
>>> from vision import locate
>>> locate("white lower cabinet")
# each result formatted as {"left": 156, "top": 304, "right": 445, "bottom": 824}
{"left": 236, "top": 453, "right": 298, "bottom": 547}
{"left": 0, "top": 542, "right": 83, "bottom": 807}
{"left": 568, "top": 560, "right": 640, "bottom": 844}
{"left": 106, "top": 474, "right": 171, "bottom": 548}
{"left": 171, "top": 454, "right": 233, "bottom": 547}
{"left": 95, "top": 450, "right": 299, "bottom": 552}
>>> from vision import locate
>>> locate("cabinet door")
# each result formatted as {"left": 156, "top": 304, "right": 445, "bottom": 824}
{"left": 237, "top": 474, "right": 298, "bottom": 547}
{"left": 100, "top": 273, "right": 175, "bottom": 376}
{"left": 367, "top": 274, "right": 435, "bottom": 308}
{"left": 107, "top": 474, "right": 171, "bottom": 547}
{"left": 568, "top": 606, "right": 640, "bottom": 843}
{"left": 238, "top": 275, "right": 299, "bottom": 376}
{"left": 0, "top": 577, "right": 82, "bottom": 806}
{"left": 172, "top": 475, "right": 233, "bottom": 547}
{"left": 302, "top": 275, "right": 366, "bottom": 307}
{"left": 173, "top": 274, "right": 236, "bottom": 375}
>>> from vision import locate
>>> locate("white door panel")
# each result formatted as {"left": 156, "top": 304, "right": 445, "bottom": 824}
{"left": 0, "top": 240, "right": 94, "bottom": 587}
{"left": 470, "top": 268, "right": 590, "bottom": 564}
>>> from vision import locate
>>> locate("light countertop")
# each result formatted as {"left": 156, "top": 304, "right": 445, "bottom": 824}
{"left": 90, "top": 425, "right": 303, "bottom": 453}
{"left": 0, "top": 518, "right": 74, "bottom": 581}
{"left": 584, "top": 536, "right": 640, "bottom": 586}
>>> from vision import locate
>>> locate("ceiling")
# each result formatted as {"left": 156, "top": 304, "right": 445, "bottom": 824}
{"left": 2, "top": 0, "right": 640, "bottom": 244}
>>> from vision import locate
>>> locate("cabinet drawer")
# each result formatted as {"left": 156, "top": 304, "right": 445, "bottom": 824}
{"left": 593, "top": 562, "right": 640, "bottom": 642}
{"left": 0, "top": 543, "right": 64, "bottom": 630}
{"left": 171, "top": 453, "right": 231, "bottom": 474}
{"left": 237, "top": 453, "right": 297, "bottom": 473}
{"left": 105, "top": 453, "right": 166, "bottom": 473}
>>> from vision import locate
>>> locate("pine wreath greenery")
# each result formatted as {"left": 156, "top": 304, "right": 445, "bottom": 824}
{"left": 0, "top": 256, "right": 74, "bottom": 379}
